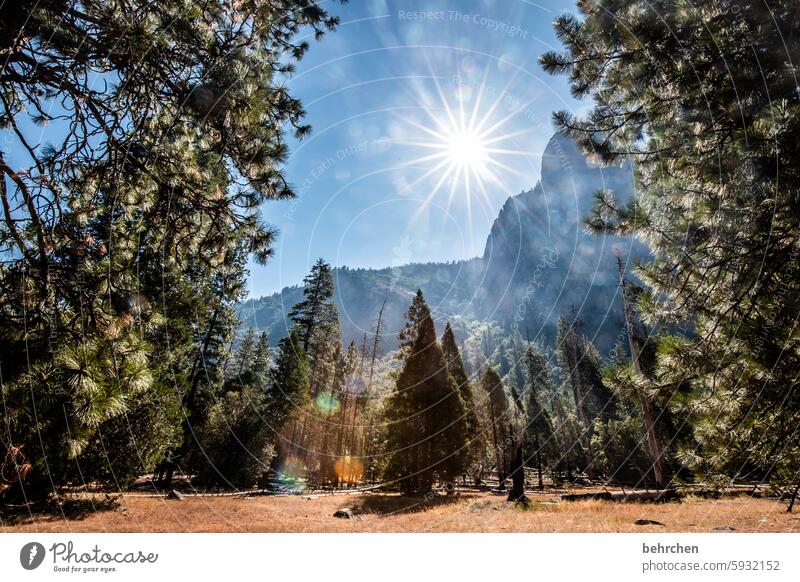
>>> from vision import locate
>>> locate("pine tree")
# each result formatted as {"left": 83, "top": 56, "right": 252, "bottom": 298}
{"left": 223, "top": 329, "right": 271, "bottom": 394}
{"left": 441, "top": 322, "right": 480, "bottom": 486}
{"left": 522, "top": 344, "right": 556, "bottom": 490}
{"left": 194, "top": 331, "right": 278, "bottom": 488}
{"left": 397, "top": 290, "right": 432, "bottom": 355}
{"left": 180, "top": 243, "right": 251, "bottom": 465}
{"left": 556, "top": 314, "right": 614, "bottom": 429}
{"left": 550, "top": 390, "right": 586, "bottom": 483}
{"left": 542, "top": 0, "right": 800, "bottom": 494}
{"left": 270, "top": 331, "right": 310, "bottom": 430}
{"left": 286, "top": 260, "right": 343, "bottom": 485}
{"left": 253, "top": 332, "right": 271, "bottom": 388}
{"left": 332, "top": 340, "right": 360, "bottom": 485}
{"left": 289, "top": 258, "right": 337, "bottom": 354}
{"left": 383, "top": 293, "right": 468, "bottom": 494}
{"left": 481, "top": 367, "right": 512, "bottom": 487}
{"left": 233, "top": 329, "right": 258, "bottom": 378}
{"left": 0, "top": 0, "right": 342, "bottom": 497}
{"left": 360, "top": 298, "right": 387, "bottom": 482}
{"left": 615, "top": 257, "right": 666, "bottom": 488}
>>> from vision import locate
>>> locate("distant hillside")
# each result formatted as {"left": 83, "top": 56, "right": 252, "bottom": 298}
{"left": 239, "top": 259, "right": 486, "bottom": 351}
{"left": 239, "top": 133, "right": 647, "bottom": 355}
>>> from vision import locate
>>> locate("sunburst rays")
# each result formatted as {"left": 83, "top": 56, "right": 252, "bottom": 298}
{"left": 391, "top": 68, "right": 535, "bottom": 230}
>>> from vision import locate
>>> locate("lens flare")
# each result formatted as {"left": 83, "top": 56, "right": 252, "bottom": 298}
{"left": 333, "top": 456, "right": 364, "bottom": 483}
{"left": 275, "top": 455, "right": 306, "bottom": 488}
{"left": 314, "top": 391, "right": 341, "bottom": 415}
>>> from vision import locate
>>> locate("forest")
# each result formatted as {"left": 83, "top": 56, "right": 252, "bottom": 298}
{"left": 1, "top": 0, "right": 799, "bottom": 531}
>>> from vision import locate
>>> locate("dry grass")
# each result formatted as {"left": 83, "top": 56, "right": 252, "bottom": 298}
{"left": 3, "top": 490, "right": 799, "bottom": 533}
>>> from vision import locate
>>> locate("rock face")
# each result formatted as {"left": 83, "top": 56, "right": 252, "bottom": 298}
{"left": 241, "top": 133, "right": 647, "bottom": 356}
{"left": 476, "top": 133, "right": 646, "bottom": 352}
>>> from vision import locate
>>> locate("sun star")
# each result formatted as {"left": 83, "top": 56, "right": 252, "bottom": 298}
{"left": 393, "top": 72, "right": 535, "bottom": 227}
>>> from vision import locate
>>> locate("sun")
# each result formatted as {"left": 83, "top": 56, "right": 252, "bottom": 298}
{"left": 393, "top": 73, "right": 533, "bottom": 223}
{"left": 443, "top": 128, "right": 490, "bottom": 174}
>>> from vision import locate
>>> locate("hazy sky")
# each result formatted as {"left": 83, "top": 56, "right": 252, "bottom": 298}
{"left": 250, "top": 0, "right": 583, "bottom": 296}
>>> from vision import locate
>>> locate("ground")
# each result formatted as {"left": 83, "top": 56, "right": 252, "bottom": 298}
{"left": 2, "top": 490, "right": 798, "bottom": 533}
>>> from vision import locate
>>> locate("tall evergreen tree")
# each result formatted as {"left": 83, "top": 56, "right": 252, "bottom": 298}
{"left": 383, "top": 294, "right": 468, "bottom": 494}
{"left": 230, "top": 328, "right": 258, "bottom": 380}
{"left": 441, "top": 322, "right": 480, "bottom": 485}
{"left": 481, "top": 367, "right": 512, "bottom": 485}
{"left": 542, "top": 0, "right": 800, "bottom": 494}
{"left": 225, "top": 329, "right": 271, "bottom": 392}
{"left": 193, "top": 328, "right": 282, "bottom": 488}
{"left": 0, "top": 0, "right": 342, "bottom": 498}
{"left": 270, "top": 331, "right": 310, "bottom": 429}
{"left": 333, "top": 340, "right": 360, "bottom": 476}
{"left": 253, "top": 332, "right": 271, "bottom": 388}
{"left": 522, "top": 344, "right": 557, "bottom": 490}
{"left": 397, "top": 290, "right": 432, "bottom": 355}
{"left": 556, "top": 314, "right": 615, "bottom": 429}
{"left": 289, "top": 258, "right": 337, "bottom": 353}
{"left": 285, "top": 260, "right": 342, "bottom": 483}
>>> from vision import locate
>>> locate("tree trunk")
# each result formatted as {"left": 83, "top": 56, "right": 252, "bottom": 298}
{"left": 181, "top": 305, "right": 221, "bottom": 459}
{"left": 787, "top": 482, "right": 800, "bottom": 513}
{"left": 368, "top": 298, "right": 386, "bottom": 387}
{"left": 535, "top": 439, "right": 544, "bottom": 491}
{"left": 507, "top": 444, "right": 527, "bottom": 503}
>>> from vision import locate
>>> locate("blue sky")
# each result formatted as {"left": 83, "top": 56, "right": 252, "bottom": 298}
{"left": 249, "top": 0, "right": 584, "bottom": 297}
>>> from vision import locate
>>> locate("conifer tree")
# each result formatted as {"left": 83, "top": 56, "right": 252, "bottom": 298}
{"left": 383, "top": 293, "right": 468, "bottom": 494}
{"left": 556, "top": 315, "right": 614, "bottom": 429}
{"left": 0, "top": 0, "right": 342, "bottom": 497}
{"left": 289, "top": 258, "right": 337, "bottom": 354}
{"left": 232, "top": 328, "right": 259, "bottom": 379}
{"left": 441, "top": 322, "right": 480, "bottom": 485}
{"left": 397, "top": 290, "right": 432, "bottom": 355}
{"left": 542, "top": 0, "right": 800, "bottom": 493}
{"left": 223, "top": 329, "right": 271, "bottom": 393}
{"left": 551, "top": 390, "right": 586, "bottom": 482}
{"left": 194, "top": 329, "right": 293, "bottom": 487}
{"left": 286, "top": 260, "right": 342, "bottom": 484}
{"left": 253, "top": 332, "right": 271, "bottom": 388}
{"left": 481, "top": 367, "right": 512, "bottom": 486}
{"left": 333, "top": 340, "right": 360, "bottom": 485}
{"left": 522, "top": 345, "right": 556, "bottom": 490}
{"left": 270, "top": 331, "right": 311, "bottom": 429}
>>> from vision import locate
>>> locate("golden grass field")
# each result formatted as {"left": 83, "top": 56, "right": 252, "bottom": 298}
{"left": 2, "top": 490, "right": 799, "bottom": 533}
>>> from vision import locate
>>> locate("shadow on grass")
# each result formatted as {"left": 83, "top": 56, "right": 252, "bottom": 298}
{"left": 352, "top": 492, "right": 479, "bottom": 516}
{"left": 0, "top": 496, "right": 120, "bottom": 527}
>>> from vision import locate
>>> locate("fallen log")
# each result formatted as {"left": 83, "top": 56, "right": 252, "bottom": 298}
{"left": 561, "top": 491, "right": 613, "bottom": 502}
{"left": 561, "top": 490, "right": 680, "bottom": 503}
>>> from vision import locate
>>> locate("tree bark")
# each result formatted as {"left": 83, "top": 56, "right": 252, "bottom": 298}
{"left": 787, "top": 482, "right": 800, "bottom": 513}
{"left": 535, "top": 436, "right": 544, "bottom": 491}
{"left": 507, "top": 444, "right": 527, "bottom": 503}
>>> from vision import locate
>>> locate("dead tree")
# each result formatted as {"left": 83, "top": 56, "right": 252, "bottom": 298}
{"left": 361, "top": 298, "right": 387, "bottom": 482}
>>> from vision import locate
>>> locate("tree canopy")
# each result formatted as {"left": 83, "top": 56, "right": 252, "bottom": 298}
{"left": 0, "top": 0, "right": 341, "bottom": 498}
{"left": 542, "top": 0, "right": 800, "bottom": 488}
